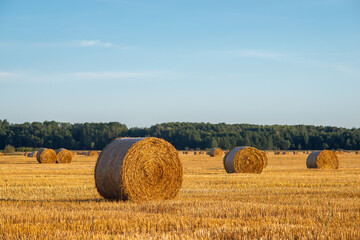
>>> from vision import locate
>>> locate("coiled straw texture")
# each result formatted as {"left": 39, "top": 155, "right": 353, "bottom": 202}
{"left": 209, "top": 148, "right": 223, "bottom": 157}
{"left": 94, "top": 137, "right": 183, "bottom": 201}
{"left": 223, "top": 146, "right": 267, "bottom": 174}
{"left": 306, "top": 150, "right": 339, "bottom": 169}
{"left": 56, "top": 148, "right": 72, "bottom": 163}
{"left": 36, "top": 148, "right": 57, "bottom": 164}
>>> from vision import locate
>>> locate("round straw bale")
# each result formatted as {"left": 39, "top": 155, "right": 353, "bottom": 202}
{"left": 29, "top": 151, "right": 38, "bottom": 157}
{"left": 223, "top": 146, "right": 267, "bottom": 174}
{"left": 209, "top": 148, "right": 223, "bottom": 157}
{"left": 88, "top": 150, "right": 99, "bottom": 157}
{"left": 94, "top": 137, "right": 183, "bottom": 201}
{"left": 24, "top": 152, "right": 27, "bottom": 156}
{"left": 0, "top": 152, "right": 3, "bottom": 156}
{"left": 56, "top": 148, "right": 72, "bottom": 163}
{"left": 306, "top": 150, "right": 339, "bottom": 169}
{"left": 36, "top": 148, "right": 57, "bottom": 164}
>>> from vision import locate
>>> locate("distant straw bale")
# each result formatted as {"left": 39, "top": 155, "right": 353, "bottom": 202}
{"left": 306, "top": 150, "right": 339, "bottom": 169}
{"left": 56, "top": 148, "right": 72, "bottom": 163}
{"left": 209, "top": 148, "right": 223, "bottom": 157}
{"left": 29, "top": 151, "right": 38, "bottom": 157}
{"left": 0, "top": 152, "right": 3, "bottom": 156}
{"left": 88, "top": 151, "right": 99, "bottom": 157}
{"left": 223, "top": 147, "right": 267, "bottom": 174}
{"left": 36, "top": 148, "right": 57, "bottom": 164}
{"left": 94, "top": 137, "right": 183, "bottom": 201}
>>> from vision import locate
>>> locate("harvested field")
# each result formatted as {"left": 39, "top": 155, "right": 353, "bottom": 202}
{"left": 0, "top": 152, "right": 359, "bottom": 239}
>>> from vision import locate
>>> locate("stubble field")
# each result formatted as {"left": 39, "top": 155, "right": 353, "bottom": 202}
{"left": 0, "top": 152, "right": 359, "bottom": 239}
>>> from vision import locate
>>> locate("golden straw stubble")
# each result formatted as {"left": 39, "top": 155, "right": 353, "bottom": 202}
{"left": 55, "top": 148, "right": 72, "bottom": 163}
{"left": 306, "top": 150, "right": 339, "bottom": 169}
{"left": 223, "top": 146, "right": 267, "bottom": 174}
{"left": 36, "top": 148, "right": 57, "bottom": 164}
{"left": 94, "top": 137, "right": 183, "bottom": 201}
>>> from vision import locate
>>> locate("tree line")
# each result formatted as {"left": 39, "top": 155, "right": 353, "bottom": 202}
{"left": 1, "top": 120, "right": 359, "bottom": 151}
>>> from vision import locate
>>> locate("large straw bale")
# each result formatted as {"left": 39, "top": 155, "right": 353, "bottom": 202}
{"left": 94, "top": 137, "right": 183, "bottom": 201}
{"left": 209, "top": 148, "right": 223, "bottom": 157}
{"left": 56, "top": 148, "right": 72, "bottom": 163}
{"left": 36, "top": 148, "right": 57, "bottom": 164}
{"left": 29, "top": 151, "right": 38, "bottom": 157}
{"left": 223, "top": 146, "right": 267, "bottom": 174}
{"left": 306, "top": 150, "right": 339, "bottom": 169}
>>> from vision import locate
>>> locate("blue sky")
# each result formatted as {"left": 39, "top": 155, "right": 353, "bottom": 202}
{"left": 0, "top": 0, "right": 359, "bottom": 128}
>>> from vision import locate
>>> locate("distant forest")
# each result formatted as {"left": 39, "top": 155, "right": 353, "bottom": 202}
{"left": 1, "top": 120, "right": 360, "bottom": 151}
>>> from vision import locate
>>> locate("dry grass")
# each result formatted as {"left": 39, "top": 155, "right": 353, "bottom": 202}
{"left": 0, "top": 152, "right": 359, "bottom": 239}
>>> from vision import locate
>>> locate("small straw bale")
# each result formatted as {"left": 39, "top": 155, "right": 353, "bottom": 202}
{"left": 88, "top": 151, "right": 99, "bottom": 157}
{"left": 306, "top": 150, "right": 339, "bottom": 169}
{"left": 0, "top": 152, "right": 3, "bottom": 156}
{"left": 36, "top": 148, "right": 57, "bottom": 164}
{"left": 56, "top": 148, "right": 72, "bottom": 163}
{"left": 293, "top": 151, "right": 298, "bottom": 155}
{"left": 29, "top": 151, "right": 38, "bottom": 157}
{"left": 94, "top": 137, "right": 183, "bottom": 201}
{"left": 24, "top": 152, "right": 27, "bottom": 156}
{"left": 356, "top": 151, "right": 359, "bottom": 154}
{"left": 223, "top": 146, "right": 267, "bottom": 174}
{"left": 209, "top": 148, "right": 223, "bottom": 157}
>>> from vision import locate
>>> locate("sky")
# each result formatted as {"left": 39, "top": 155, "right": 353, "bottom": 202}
{"left": 0, "top": 0, "right": 359, "bottom": 128}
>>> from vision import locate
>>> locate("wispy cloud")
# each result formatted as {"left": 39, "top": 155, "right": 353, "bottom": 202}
{"left": 0, "top": 71, "right": 22, "bottom": 80}
{"left": 0, "top": 40, "right": 135, "bottom": 50}
{"left": 207, "top": 49, "right": 286, "bottom": 60}
{"left": 0, "top": 70, "right": 170, "bottom": 83}
{"left": 77, "top": 40, "right": 114, "bottom": 47}
{"left": 69, "top": 71, "right": 151, "bottom": 79}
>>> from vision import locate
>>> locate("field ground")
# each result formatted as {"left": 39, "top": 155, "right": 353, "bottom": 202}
{"left": 0, "top": 152, "right": 359, "bottom": 239}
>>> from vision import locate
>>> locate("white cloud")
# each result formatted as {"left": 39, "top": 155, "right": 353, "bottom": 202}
{"left": 77, "top": 40, "right": 114, "bottom": 47}
{"left": 69, "top": 71, "right": 149, "bottom": 79}
{"left": 208, "top": 49, "right": 286, "bottom": 60}
{"left": 0, "top": 70, "right": 171, "bottom": 83}
{"left": 0, "top": 71, "right": 22, "bottom": 79}
{"left": 233, "top": 49, "right": 285, "bottom": 60}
